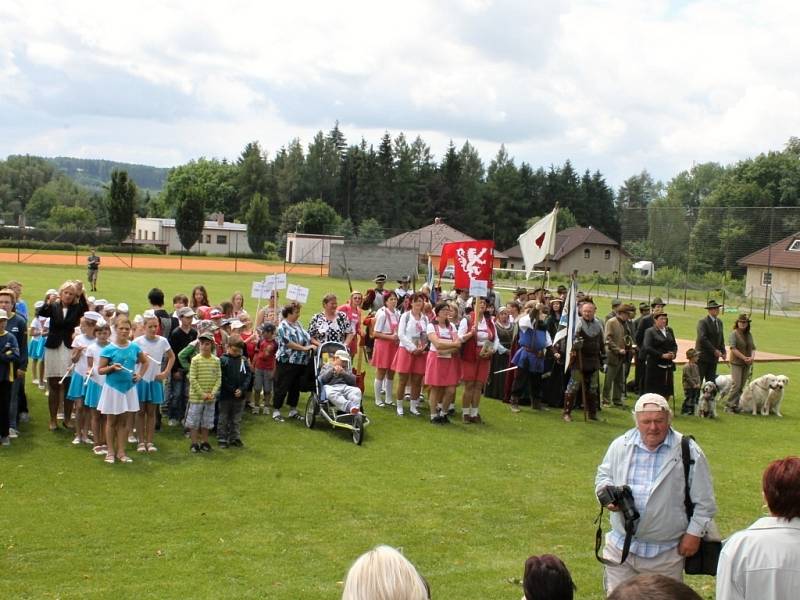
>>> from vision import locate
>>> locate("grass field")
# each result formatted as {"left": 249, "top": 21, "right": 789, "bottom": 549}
{"left": 1, "top": 264, "right": 798, "bottom": 599}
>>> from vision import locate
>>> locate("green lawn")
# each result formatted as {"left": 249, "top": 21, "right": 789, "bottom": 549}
{"left": 1, "top": 265, "right": 798, "bottom": 599}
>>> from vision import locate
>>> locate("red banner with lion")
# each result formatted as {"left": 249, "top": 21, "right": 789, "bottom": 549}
{"left": 438, "top": 240, "right": 494, "bottom": 289}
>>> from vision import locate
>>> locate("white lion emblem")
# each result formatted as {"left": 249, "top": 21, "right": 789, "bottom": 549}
{"left": 456, "top": 247, "right": 488, "bottom": 279}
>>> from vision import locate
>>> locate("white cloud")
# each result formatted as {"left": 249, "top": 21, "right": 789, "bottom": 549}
{"left": 0, "top": 0, "right": 799, "bottom": 185}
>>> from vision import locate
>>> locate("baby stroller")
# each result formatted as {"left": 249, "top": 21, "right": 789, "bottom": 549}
{"left": 304, "top": 341, "right": 369, "bottom": 445}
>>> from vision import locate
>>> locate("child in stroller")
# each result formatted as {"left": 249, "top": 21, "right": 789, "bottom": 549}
{"left": 319, "top": 349, "right": 362, "bottom": 415}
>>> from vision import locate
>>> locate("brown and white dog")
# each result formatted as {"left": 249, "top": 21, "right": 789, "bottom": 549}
{"left": 739, "top": 374, "right": 789, "bottom": 417}
{"left": 698, "top": 381, "right": 718, "bottom": 418}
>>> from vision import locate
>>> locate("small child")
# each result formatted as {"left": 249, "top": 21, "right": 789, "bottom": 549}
{"left": 134, "top": 314, "right": 175, "bottom": 453}
{"left": 85, "top": 321, "right": 111, "bottom": 455}
{"left": 217, "top": 338, "right": 253, "bottom": 448}
{"left": 28, "top": 301, "right": 46, "bottom": 386}
{"left": 67, "top": 313, "right": 100, "bottom": 445}
{"left": 682, "top": 348, "right": 701, "bottom": 416}
{"left": 187, "top": 333, "right": 221, "bottom": 453}
{"left": 250, "top": 323, "right": 277, "bottom": 415}
{"left": 319, "top": 349, "right": 363, "bottom": 415}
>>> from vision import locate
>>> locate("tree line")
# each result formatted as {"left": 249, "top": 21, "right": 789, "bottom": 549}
{"left": 1, "top": 131, "right": 799, "bottom": 274}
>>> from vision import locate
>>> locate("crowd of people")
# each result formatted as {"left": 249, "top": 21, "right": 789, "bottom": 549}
{"left": 1, "top": 268, "right": 797, "bottom": 599}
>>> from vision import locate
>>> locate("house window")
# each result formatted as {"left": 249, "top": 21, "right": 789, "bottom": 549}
{"left": 789, "top": 240, "right": 800, "bottom": 251}
{"left": 217, "top": 235, "right": 227, "bottom": 244}
{"left": 137, "top": 229, "right": 142, "bottom": 239}
{"left": 761, "top": 271, "right": 772, "bottom": 286}
{"left": 205, "top": 234, "right": 211, "bottom": 244}
{"left": 584, "top": 248, "right": 591, "bottom": 259}
{"left": 604, "top": 249, "right": 611, "bottom": 260}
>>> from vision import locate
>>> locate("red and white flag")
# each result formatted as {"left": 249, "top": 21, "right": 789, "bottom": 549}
{"left": 518, "top": 207, "right": 558, "bottom": 277}
{"left": 439, "top": 240, "right": 494, "bottom": 289}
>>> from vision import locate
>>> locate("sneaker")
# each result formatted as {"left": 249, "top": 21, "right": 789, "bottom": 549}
{"left": 218, "top": 440, "right": 229, "bottom": 449}
{"left": 396, "top": 406, "right": 404, "bottom": 416}
{"left": 562, "top": 413, "right": 572, "bottom": 422}
{"left": 71, "top": 436, "right": 82, "bottom": 445}
{"left": 230, "top": 438, "right": 244, "bottom": 447}
{"left": 127, "top": 435, "right": 137, "bottom": 444}
{"left": 440, "top": 415, "right": 451, "bottom": 424}
{"left": 462, "top": 414, "right": 473, "bottom": 424}
{"left": 447, "top": 407, "right": 456, "bottom": 417}
{"left": 430, "top": 416, "right": 443, "bottom": 425}
{"left": 38, "top": 383, "right": 46, "bottom": 390}
{"left": 190, "top": 443, "right": 200, "bottom": 454}
{"left": 1, "top": 437, "right": 10, "bottom": 446}
{"left": 32, "top": 378, "right": 40, "bottom": 385}
{"left": 272, "top": 413, "right": 285, "bottom": 423}
{"left": 472, "top": 414, "right": 483, "bottom": 425}
{"left": 251, "top": 407, "right": 260, "bottom": 415}
{"left": 8, "top": 428, "right": 18, "bottom": 439}
{"left": 262, "top": 406, "right": 271, "bottom": 415}
{"left": 510, "top": 403, "right": 521, "bottom": 413}
{"left": 409, "top": 406, "right": 421, "bottom": 416}
{"left": 200, "top": 442, "right": 213, "bottom": 452}
{"left": 374, "top": 400, "right": 386, "bottom": 408}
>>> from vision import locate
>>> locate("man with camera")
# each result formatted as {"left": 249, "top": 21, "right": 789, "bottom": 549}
{"left": 595, "top": 394, "right": 717, "bottom": 594}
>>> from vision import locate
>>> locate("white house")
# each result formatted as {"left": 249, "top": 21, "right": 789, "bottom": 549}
{"left": 285, "top": 232, "right": 344, "bottom": 264}
{"left": 131, "top": 214, "right": 254, "bottom": 254}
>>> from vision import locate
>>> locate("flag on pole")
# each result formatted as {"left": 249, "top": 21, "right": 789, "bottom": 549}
{"left": 552, "top": 279, "right": 577, "bottom": 373}
{"left": 438, "top": 240, "right": 495, "bottom": 289}
{"left": 518, "top": 207, "right": 558, "bottom": 277}
{"left": 426, "top": 253, "right": 438, "bottom": 304}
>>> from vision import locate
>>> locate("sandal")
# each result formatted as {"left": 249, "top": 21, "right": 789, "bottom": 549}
{"left": 136, "top": 443, "right": 147, "bottom": 453}
{"left": 93, "top": 445, "right": 108, "bottom": 455}
{"left": 104, "top": 454, "right": 116, "bottom": 464}
{"left": 146, "top": 443, "right": 158, "bottom": 453}
{"left": 118, "top": 455, "right": 133, "bottom": 463}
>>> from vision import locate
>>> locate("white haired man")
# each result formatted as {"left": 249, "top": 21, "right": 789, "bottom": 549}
{"left": 595, "top": 394, "right": 717, "bottom": 594}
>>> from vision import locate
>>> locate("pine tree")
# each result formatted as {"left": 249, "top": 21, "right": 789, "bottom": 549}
{"left": 107, "top": 169, "right": 137, "bottom": 243}
{"left": 236, "top": 141, "right": 270, "bottom": 220}
{"left": 174, "top": 187, "right": 205, "bottom": 251}
{"left": 245, "top": 192, "right": 270, "bottom": 255}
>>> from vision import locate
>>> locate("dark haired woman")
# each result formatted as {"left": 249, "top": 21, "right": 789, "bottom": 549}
{"left": 273, "top": 302, "right": 313, "bottom": 422}
{"left": 725, "top": 313, "right": 756, "bottom": 412}
{"left": 424, "top": 302, "right": 461, "bottom": 424}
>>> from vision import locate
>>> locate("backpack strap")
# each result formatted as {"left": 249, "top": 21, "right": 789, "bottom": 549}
{"left": 681, "top": 435, "right": 696, "bottom": 519}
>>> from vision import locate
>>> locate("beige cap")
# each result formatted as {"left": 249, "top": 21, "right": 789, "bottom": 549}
{"left": 634, "top": 393, "right": 671, "bottom": 413}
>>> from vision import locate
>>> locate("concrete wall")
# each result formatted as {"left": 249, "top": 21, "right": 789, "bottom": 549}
{"left": 329, "top": 244, "right": 420, "bottom": 282}
{"left": 745, "top": 266, "right": 800, "bottom": 305}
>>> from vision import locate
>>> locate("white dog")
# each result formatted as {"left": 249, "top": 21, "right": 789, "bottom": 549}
{"left": 714, "top": 374, "right": 733, "bottom": 399}
{"left": 698, "top": 381, "right": 718, "bottom": 418}
{"left": 739, "top": 374, "right": 789, "bottom": 417}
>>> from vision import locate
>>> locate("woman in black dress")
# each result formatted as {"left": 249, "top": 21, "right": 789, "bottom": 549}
{"left": 485, "top": 306, "right": 514, "bottom": 400}
{"left": 642, "top": 311, "right": 677, "bottom": 401}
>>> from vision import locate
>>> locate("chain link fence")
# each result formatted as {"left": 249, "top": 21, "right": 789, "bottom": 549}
{"left": 590, "top": 206, "right": 800, "bottom": 317}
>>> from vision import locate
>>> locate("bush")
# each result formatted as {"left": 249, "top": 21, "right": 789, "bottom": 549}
{"left": 96, "top": 244, "right": 163, "bottom": 255}
{"left": 0, "top": 239, "right": 77, "bottom": 251}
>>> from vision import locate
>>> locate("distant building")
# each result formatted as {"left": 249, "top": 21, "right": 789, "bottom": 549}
{"left": 131, "top": 213, "right": 253, "bottom": 254}
{"left": 738, "top": 232, "right": 800, "bottom": 305}
{"left": 284, "top": 232, "right": 344, "bottom": 265}
{"left": 380, "top": 218, "right": 506, "bottom": 270}
{"left": 502, "top": 226, "right": 625, "bottom": 275}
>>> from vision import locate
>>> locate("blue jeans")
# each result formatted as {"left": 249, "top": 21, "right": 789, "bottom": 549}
{"left": 168, "top": 372, "right": 188, "bottom": 421}
{"left": 8, "top": 377, "right": 23, "bottom": 430}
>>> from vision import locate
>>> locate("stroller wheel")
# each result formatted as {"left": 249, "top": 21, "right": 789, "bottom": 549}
{"left": 352, "top": 413, "right": 364, "bottom": 445}
{"left": 305, "top": 395, "right": 318, "bottom": 429}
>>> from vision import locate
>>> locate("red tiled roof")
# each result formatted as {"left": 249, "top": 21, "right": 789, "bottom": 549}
{"left": 737, "top": 232, "right": 800, "bottom": 269}
{"left": 381, "top": 221, "right": 508, "bottom": 258}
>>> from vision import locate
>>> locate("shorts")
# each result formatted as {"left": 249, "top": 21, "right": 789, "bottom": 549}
{"left": 185, "top": 402, "right": 215, "bottom": 430}
{"left": 88, "top": 268, "right": 98, "bottom": 282}
{"left": 254, "top": 368, "right": 274, "bottom": 394}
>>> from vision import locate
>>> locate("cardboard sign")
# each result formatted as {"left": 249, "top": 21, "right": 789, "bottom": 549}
{"left": 264, "top": 273, "right": 287, "bottom": 290}
{"left": 251, "top": 281, "right": 271, "bottom": 299}
{"left": 286, "top": 284, "right": 309, "bottom": 304}
{"left": 469, "top": 279, "right": 488, "bottom": 298}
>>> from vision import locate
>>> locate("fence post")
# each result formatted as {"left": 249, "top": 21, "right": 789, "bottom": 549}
{"left": 763, "top": 208, "right": 774, "bottom": 319}
{"left": 75, "top": 248, "right": 78, "bottom": 266}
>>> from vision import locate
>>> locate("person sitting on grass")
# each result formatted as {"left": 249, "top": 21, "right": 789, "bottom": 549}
{"left": 217, "top": 338, "right": 253, "bottom": 448}
{"left": 319, "top": 349, "right": 362, "bottom": 415}
{"left": 187, "top": 332, "right": 221, "bottom": 454}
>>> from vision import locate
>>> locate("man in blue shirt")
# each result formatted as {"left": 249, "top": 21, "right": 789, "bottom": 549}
{"left": 595, "top": 394, "right": 717, "bottom": 594}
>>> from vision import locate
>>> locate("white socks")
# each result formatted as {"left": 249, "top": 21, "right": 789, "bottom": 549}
{"left": 384, "top": 381, "right": 394, "bottom": 406}
{"left": 374, "top": 379, "right": 385, "bottom": 406}
{"left": 471, "top": 407, "right": 479, "bottom": 417}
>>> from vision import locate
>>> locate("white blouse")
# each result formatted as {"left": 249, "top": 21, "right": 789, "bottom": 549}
{"left": 397, "top": 311, "right": 429, "bottom": 352}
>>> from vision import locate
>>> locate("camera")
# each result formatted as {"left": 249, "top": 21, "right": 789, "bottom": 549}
{"left": 597, "top": 485, "right": 640, "bottom": 525}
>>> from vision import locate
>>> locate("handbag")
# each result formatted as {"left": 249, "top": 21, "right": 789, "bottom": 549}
{"left": 681, "top": 435, "right": 722, "bottom": 576}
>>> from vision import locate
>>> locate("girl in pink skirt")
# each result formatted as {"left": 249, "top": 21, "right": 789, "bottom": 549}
{"left": 392, "top": 292, "right": 429, "bottom": 416}
{"left": 371, "top": 291, "right": 400, "bottom": 407}
{"left": 424, "top": 302, "right": 462, "bottom": 424}
{"left": 458, "top": 297, "right": 505, "bottom": 424}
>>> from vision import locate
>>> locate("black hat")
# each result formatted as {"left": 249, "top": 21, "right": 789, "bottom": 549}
{"left": 374, "top": 273, "right": 387, "bottom": 284}
{"left": 638, "top": 302, "right": 650, "bottom": 311}
{"left": 650, "top": 297, "right": 665, "bottom": 308}
{"left": 705, "top": 300, "right": 723, "bottom": 310}
{"left": 611, "top": 298, "right": 621, "bottom": 307}
{"left": 397, "top": 275, "right": 411, "bottom": 284}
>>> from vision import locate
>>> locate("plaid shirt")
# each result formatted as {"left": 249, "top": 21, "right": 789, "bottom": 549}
{"left": 277, "top": 319, "right": 311, "bottom": 365}
{"left": 609, "top": 428, "right": 679, "bottom": 557}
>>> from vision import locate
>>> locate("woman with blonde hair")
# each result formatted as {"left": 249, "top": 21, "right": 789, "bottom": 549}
{"left": 342, "top": 545, "right": 428, "bottom": 600}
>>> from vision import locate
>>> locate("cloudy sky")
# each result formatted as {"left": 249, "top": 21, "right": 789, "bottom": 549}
{"left": 1, "top": 0, "right": 798, "bottom": 187}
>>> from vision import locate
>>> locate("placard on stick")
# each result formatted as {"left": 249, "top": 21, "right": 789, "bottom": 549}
{"left": 286, "top": 283, "right": 309, "bottom": 304}
{"left": 469, "top": 279, "right": 488, "bottom": 298}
